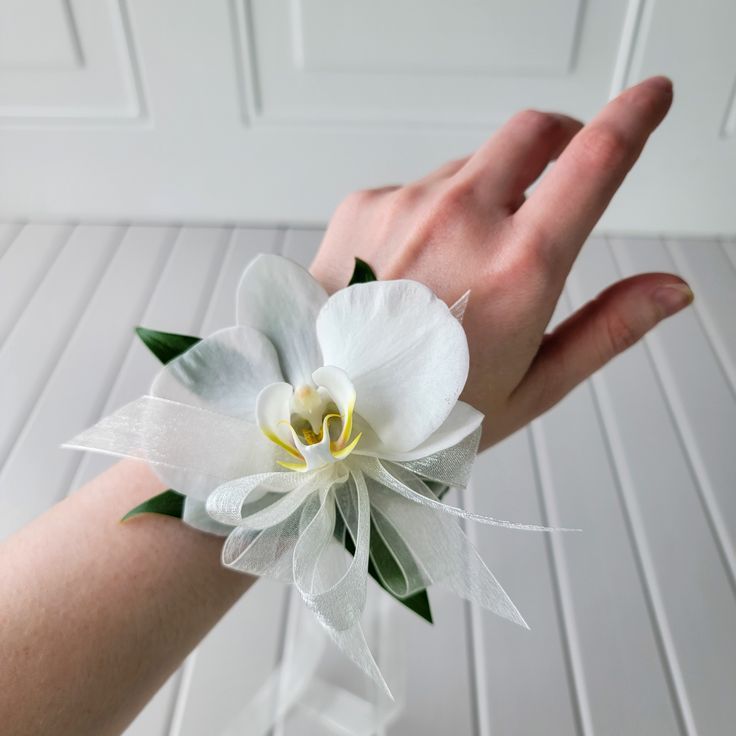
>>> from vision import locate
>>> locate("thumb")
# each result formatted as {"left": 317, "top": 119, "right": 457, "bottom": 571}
{"left": 513, "top": 273, "right": 694, "bottom": 416}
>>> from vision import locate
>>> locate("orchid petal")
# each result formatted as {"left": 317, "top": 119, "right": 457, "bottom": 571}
{"left": 287, "top": 415, "right": 338, "bottom": 472}
{"left": 312, "top": 365, "right": 356, "bottom": 449}
{"left": 316, "top": 280, "right": 469, "bottom": 452}
{"left": 237, "top": 254, "right": 327, "bottom": 386}
{"left": 256, "top": 382, "right": 300, "bottom": 458}
{"left": 64, "top": 396, "right": 278, "bottom": 499}
{"left": 355, "top": 400, "right": 483, "bottom": 463}
{"left": 151, "top": 326, "right": 282, "bottom": 422}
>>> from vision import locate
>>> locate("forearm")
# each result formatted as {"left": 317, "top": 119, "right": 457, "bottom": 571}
{"left": 0, "top": 459, "right": 254, "bottom": 736}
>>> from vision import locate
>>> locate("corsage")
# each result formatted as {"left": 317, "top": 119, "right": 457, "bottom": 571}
{"left": 66, "top": 253, "right": 568, "bottom": 696}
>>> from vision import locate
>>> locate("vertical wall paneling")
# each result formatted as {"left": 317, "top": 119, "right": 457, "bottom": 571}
{"left": 2, "top": 226, "right": 735, "bottom": 733}
{"left": 722, "top": 239, "right": 736, "bottom": 271}
{"left": 611, "top": 238, "right": 736, "bottom": 585}
{"left": 71, "top": 226, "right": 231, "bottom": 489}
{"left": 468, "top": 428, "right": 581, "bottom": 735}
{"left": 665, "top": 239, "right": 736, "bottom": 394}
{"left": 531, "top": 289, "right": 685, "bottom": 734}
{"left": 0, "top": 221, "right": 23, "bottom": 261}
{"left": 387, "top": 566, "right": 476, "bottom": 735}
{"left": 62, "top": 226, "right": 228, "bottom": 736}
{"left": 0, "top": 224, "right": 121, "bottom": 474}
{"left": 0, "top": 227, "right": 172, "bottom": 536}
{"left": 0, "top": 223, "right": 70, "bottom": 344}
{"left": 568, "top": 238, "right": 736, "bottom": 735}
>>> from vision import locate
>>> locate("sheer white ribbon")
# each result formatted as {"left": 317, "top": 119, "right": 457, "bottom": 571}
{"left": 67, "top": 395, "right": 577, "bottom": 697}
{"left": 218, "top": 588, "right": 404, "bottom": 736}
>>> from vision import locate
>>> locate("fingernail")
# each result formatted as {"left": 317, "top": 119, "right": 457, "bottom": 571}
{"left": 653, "top": 283, "right": 694, "bottom": 317}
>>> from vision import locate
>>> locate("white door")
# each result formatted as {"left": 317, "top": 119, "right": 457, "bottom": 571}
{"left": 0, "top": 0, "right": 733, "bottom": 235}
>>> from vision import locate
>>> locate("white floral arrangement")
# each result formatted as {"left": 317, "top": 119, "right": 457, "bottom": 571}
{"left": 67, "top": 254, "right": 566, "bottom": 695}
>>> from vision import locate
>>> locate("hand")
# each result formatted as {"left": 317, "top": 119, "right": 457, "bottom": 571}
{"left": 310, "top": 76, "right": 692, "bottom": 449}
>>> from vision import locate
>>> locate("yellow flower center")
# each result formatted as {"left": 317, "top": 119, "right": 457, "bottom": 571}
{"left": 256, "top": 371, "right": 362, "bottom": 472}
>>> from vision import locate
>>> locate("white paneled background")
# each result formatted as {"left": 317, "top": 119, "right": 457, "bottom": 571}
{"left": 0, "top": 0, "right": 734, "bottom": 232}
{"left": 1, "top": 1, "right": 735, "bottom": 735}
{"left": 1, "top": 225, "right": 735, "bottom": 736}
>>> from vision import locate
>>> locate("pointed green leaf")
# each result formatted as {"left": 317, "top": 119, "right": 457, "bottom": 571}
{"left": 426, "top": 480, "right": 450, "bottom": 500}
{"left": 135, "top": 327, "right": 201, "bottom": 365}
{"left": 397, "top": 588, "right": 433, "bottom": 623}
{"left": 121, "top": 489, "right": 185, "bottom": 522}
{"left": 367, "top": 512, "right": 434, "bottom": 623}
{"left": 348, "top": 257, "right": 377, "bottom": 285}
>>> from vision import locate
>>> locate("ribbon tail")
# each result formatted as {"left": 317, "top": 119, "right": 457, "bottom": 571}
{"left": 361, "top": 457, "right": 580, "bottom": 533}
{"left": 392, "top": 424, "right": 481, "bottom": 489}
{"left": 218, "top": 589, "right": 326, "bottom": 736}
{"left": 63, "top": 395, "right": 277, "bottom": 499}
{"left": 368, "top": 475, "right": 528, "bottom": 629}
{"left": 290, "top": 475, "right": 393, "bottom": 696}
{"left": 323, "top": 618, "right": 392, "bottom": 699}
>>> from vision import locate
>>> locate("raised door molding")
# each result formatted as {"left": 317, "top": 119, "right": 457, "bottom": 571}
{"left": 0, "top": 0, "right": 144, "bottom": 120}
{"left": 0, "top": 0, "right": 733, "bottom": 234}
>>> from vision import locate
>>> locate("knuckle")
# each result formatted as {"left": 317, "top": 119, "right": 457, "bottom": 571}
{"left": 513, "top": 216, "right": 554, "bottom": 258}
{"left": 528, "top": 361, "right": 565, "bottom": 414}
{"left": 510, "top": 109, "right": 562, "bottom": 137}
{"left": 409, "top": 185, "right": 471, "bottom": 237}
{"left": 445, "top": 156, "right": 469, "bottom": 171}
{"left": 492, "top": 220, "right": 553, "bottom": 284}
{"left": 390, "top": 183, "right": 473, "bottom": 262}
{"left": 380, "top": 184, "right": 425, "bottom": 223}
{"left": 390, "top": 183, "right": 424, "bottom": 209}
{"left": 505, "top": 245, "right": 550, "bottom": 287}
{"left": 577, "top": 124, "right": 631, "bottom": 170}
{"left": 603, "top": 309, "right": 639, "bottom": 355}
{"left": 434, "top": 179, "right": 476, "bottom": 217}
{"left": 337, "top": 188, "right": 374, "bottom": 213}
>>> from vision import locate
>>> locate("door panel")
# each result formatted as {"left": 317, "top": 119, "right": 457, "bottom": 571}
{"left": 0, "top": 0, "right": 732, "bottom": 234}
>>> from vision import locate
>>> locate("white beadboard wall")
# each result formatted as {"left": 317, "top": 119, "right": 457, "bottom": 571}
{"left": 1, "top": 224, "right": 735, "bottom": 736}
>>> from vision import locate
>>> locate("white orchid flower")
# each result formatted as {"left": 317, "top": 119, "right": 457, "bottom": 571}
{"left": 68, "top": 254, "right": 561, "bottom": 693}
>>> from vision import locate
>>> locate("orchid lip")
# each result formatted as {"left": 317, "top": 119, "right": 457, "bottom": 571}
{"left": 256, "top": 367, "right": 361, "bottom": 472}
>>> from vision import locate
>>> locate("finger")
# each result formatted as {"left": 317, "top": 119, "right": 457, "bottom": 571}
{"left": 510, "top": 273, "right": 693, "bottom": 417}
{"left": 457, "top": 110, "right": 583, "bottom": 209}
{"left": 518, "top": 77, "right": 673, "bottom": 276}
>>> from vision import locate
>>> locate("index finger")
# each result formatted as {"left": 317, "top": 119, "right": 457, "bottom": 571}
{"left": 517, "top": 76, "right": 673, "bottom": 278}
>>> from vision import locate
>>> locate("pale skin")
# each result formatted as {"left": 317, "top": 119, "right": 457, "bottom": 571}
{"left": 0, "top": 77, "right": 692, "bottom": 735}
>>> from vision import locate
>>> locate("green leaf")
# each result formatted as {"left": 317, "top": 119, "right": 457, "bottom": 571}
{"left": 368, "top": 525, "right": 433, "bottom": 623}
{"left": 426, "top": 479, "right": 451, "bottom": 500}
{"left": 135, "top": 327, "right": 201, "bottom": 365}
{"left": 397, "top": 588, "right": 433, "bottom": 623}
{"left": 337, "top": 509, "right": 434, "bottom": 624}
{"left": 348, "top": 257, "right": 377, "bottom": 285}
{"left": 121, "top": 489, "right": 185, "bottom": 522}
